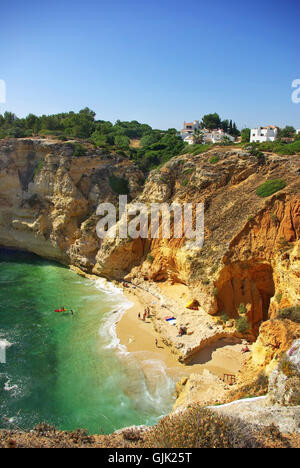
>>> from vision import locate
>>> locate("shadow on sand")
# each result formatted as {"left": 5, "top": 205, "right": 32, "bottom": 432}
{"left": 189, "top": 337, "right": 242, "bottom": 365}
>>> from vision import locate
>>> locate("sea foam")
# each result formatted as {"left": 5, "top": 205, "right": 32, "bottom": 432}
{"left": 93, "top": 278, "right": 176, "bottom": 418}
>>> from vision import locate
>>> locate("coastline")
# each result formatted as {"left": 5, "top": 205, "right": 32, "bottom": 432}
{"left": 70, "top": 266, "right": 249, "bottom": 406}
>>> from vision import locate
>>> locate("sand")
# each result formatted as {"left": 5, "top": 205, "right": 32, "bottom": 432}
{"left": 69, "top": 266, "right": 249, "bottom": 404}
{"left": 116, "top": 282, "right": 249, "bottom": 385}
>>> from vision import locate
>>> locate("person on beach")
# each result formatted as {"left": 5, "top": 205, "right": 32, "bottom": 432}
{"left": 138, "top": 312, "right": 141, "bottom": 320}
{"left": 143, "top": 311, "right": 146, "bottom": 321}
{"left": 155, "top": 339, "right": 158, "bottom": 348}
{"left": 178, "top": 326, "right": 187, "bottom": 336}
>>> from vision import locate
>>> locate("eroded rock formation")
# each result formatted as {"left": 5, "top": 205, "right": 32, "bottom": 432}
{"left": 0, "top": 138, "right": 299, "bottom": 364}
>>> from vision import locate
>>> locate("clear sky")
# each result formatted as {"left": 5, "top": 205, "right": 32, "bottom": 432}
{"left": 0, "top": 0, "right": 299, "bottom": 130}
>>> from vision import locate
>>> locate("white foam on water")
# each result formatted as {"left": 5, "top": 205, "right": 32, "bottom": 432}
{"left": 92, "top": 278, "right": 175, "bottom": 420}
{"left": 4, "top": 379, "right": 17, "bottom": 392}
{"left": 0, "top": 338, "right": 12, "bottom": 349}
{"left": 4, "top": 378, "right": 20, "bottom": 397}
{"left": 139, "top": 358, "right": 176, "bottom": 411}
{"left": 94, "top": 278, "right": 133, "bottom": 354}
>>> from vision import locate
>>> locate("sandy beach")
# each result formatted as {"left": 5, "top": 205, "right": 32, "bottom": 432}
{"left": 71, "top": 266, "right": 250, "bottom": 405}
{"left": 116, "top": 282, "right": 249, "bottom": 387}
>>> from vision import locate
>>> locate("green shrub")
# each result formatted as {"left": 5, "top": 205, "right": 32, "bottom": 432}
{"left": 210, "top": 156, "right": 220, "bottom": 164}
{"left": 238, "top": 303, "right": 247, "bottom": 315}
{"left": 247, "top": 144, "right": 265, "bottom": 160}
{"left": 147, "top": 254, "right": 154, "bottom": 263}
{"left": 220, "top": 313, "right": 229, "bottom": 323}
{"left": 259, "top": 141, "right": 275, "bottom": 152}
{"left": 277, "top": 305, "right": 300, "bottom": 323}
{"left": 182, "top": 179, "right": 188, "bottom": 186}
{"left": 276, "top": 293, "right": 283, "bottom": 304}
{"left": 73, "top": 143, "right": 86, "bottom": 157}
{"left": 245, "top": 139, "right": 300, "bottom": 156}
{"left": 66, "top": 142, "right": 86, "bottom": 156}
{"left": 109, "top": 175, "right": 129, "bottom": 195}
{"left": 256, "top": 179, "right": 286, "bottom": 198}
{"left": 183, "top": 168, "right": 193, "bottom": 175}
{"left": 213, "top": 287, "right": 218, "bottom": 297}
{"left": 34, "top": 161, "right": 44, "bottom": 178}
{"left": 235, "top": 316, "right": 251, "bottom": 333}
{"left": 114, "top": 135, "right": 130, "bottom": 149}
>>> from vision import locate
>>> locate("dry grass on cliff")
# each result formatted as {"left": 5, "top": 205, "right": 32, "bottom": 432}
{"left": 142, "top": 406, "right": 266, "bottom": 448}
{"left": 277, "top": 306, "right": 300, "bottom": 324}
{"left": 1, "top": 410, "right": 299, "bottom": 448}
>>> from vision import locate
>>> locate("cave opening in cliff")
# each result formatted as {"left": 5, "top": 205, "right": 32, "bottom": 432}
{"left": 216, "top": 262, "right": 275, "bottom": 334}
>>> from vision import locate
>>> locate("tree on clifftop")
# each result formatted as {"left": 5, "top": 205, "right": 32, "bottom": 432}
{"left": 241, "top": 128, "right": 250, "bottom": 142}
{"left": 201, "top": 113, "right": 222, "bottom": 130}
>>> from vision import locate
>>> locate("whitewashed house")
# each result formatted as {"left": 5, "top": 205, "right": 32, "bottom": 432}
{"left": 180, "top": 121, "right": 235, "bottom": 145}
{"left": 209, "top": 129, "right": 235, "bottom": 143}
{"left": 296, "top": 129, "right": 300, "bottom": 135}
{"left": 183, "top": 135, "right": 195, "bottom": 145}
{"left": 180, "top": 120, "right": 201, "bottom": 140}
{"left": 250, "top": 125, "right": 278, "bottom": 143}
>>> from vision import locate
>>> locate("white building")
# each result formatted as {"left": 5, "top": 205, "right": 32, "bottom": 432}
{"left": 207, "top": 128, "right": 235, "bottom": 144}
{"left": 183, "top": 135, "right": 195, "bottom": 145}
{"left": 296, "top": 129, "right": 300, "bottom": 135}
{"left": 180, "top": 121, "right": 235, "bottom": 145}
{"left": 250, "top": 125, "right": 278, "bottom": 143}
{"left": 180, "top": 120, "right": 201, "bottom": 140}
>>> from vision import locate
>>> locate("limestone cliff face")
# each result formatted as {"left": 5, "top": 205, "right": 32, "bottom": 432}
{"left": 214, "top": 196, "right": 300, "bottom": 334}
{"left": 94, "top": 147, "right": 299, "bottom": 334}
{"left": 0, "top": 139, "right": 299, "bottom": 350}
{"left": 235, "top": 318, "right": 300, "bottom": 394}
{"left": 0, "top": 138, "right": 143, "bottom": 269}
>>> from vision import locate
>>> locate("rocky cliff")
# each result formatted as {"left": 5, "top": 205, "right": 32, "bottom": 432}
{"left": 94, "top": 145, "right": 299, "bottom": 340}
{"left": 0, "top": 138, "right": 299, "bottom": 366}
{"left": 0, "top": 138, "right": 143, "bottom": 269}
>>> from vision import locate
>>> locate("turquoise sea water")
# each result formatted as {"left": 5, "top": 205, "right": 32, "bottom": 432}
{"left": 0, "top": 249, "right": 174, "bottom": 434}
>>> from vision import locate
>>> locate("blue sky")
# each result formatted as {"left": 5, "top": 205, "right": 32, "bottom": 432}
{"left": 0, "top": 0, "right": 299, "bottom": 129}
